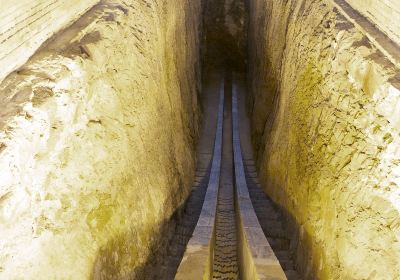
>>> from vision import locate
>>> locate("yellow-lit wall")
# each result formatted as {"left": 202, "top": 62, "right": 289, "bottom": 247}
{"left": 0, "top": 0, "right": 201, "bottom": 278}
{"left": 248, "top": 0, "right": 400, "bottom": 279}
{"left": 0, "top": 0, "right": 100, "bottom": 83}
{"left": 345, "top": 0, "right": 400, "bottom": 46}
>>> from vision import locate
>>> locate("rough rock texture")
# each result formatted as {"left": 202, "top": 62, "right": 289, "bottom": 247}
{"left": 0, "top": 0, "right": 99, "bottom": 82}
{"left": 0, "top": 0, "right": 201, "bottom": 279}
{"left": 344, "top": 0, "right": 400, "bottom": 46}
{"left": 248, "top": 0, "right": 400, "bottom": 279}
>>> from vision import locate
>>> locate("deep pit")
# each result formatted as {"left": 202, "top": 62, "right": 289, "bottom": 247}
{"left": 0, "top": 0, "right": 400, "bottom": 279}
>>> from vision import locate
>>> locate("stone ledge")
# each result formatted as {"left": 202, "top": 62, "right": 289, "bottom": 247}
{"left": 232, "top": 82, "right": 287, "bottom": 280}
{"left": 175, "top": 83, "right": 225, "bottom": 280}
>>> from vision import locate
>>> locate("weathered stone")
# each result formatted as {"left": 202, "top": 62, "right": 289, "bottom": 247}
{"left": 248, "top": 0, "right": 400, "bottom": 279}
{"left": 0, "top": 1, "right": 202, "bottom": 278}
{"left": 0, "top": 0, "right": 100, "bottom": 83}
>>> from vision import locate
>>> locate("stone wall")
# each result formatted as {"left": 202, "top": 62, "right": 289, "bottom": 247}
{"left": 0, "top": 0, "right": 201, "bottom": 278}
{"left": 344, "top": 0, "right": 400, "bottom": 46}
{"left": 248, "top": 0, "right": 400, "bottom": 279}
{"left": 0, "top": 0, "right": 99, "bottom": 83}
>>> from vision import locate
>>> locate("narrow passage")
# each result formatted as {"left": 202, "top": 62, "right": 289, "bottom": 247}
{"left": 212, "top": 72, "right": 239, "bottom": 279}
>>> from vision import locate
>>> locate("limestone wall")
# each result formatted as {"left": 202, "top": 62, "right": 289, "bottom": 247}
{"left": 345, "top": 0, "right": 400, "bottom": 46}
{"left": 0, "top": 0, "right": 201, "bottom": 279}
{"left": 0, "top": 0, "right": 100, "bottom": 83}
{"left": 248, "top": 0, "right": 400, "bottom": 279}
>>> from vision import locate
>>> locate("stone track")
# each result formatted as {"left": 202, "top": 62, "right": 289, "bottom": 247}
{"left": 212, "top": 84, "right": 239, "bottom": 280}
{"left": 244, "top": 161, "right": 301, "bottom": 280}
{"left": 148, "top": 161, "right": 211, "bottom": 280}
{"left": 158, "top": 72, "right": 298, "bottom": 280}
{"left": 236, "top": 70, "right": 302, "bottom": 280}
{"left": 212, "top": 186, "right": 239, "bottom": 280}
{"left": 148, "top": 72, "right": 222, "bottom": 280}
{"left": 151, "top": 160, "right": 211, "bottom": 279}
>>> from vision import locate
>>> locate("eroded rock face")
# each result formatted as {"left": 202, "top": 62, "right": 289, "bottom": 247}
{"left": 344, "top": 0, "right": 400, "bottom": 46}
{"left": 0, "top": 0, "right": 201, "bottom": 278}
{"left": 248, "top": 0, "right": 400, "bottom": 279}
{"left": 0, "top": 0, "right": 99, "bottom": 83}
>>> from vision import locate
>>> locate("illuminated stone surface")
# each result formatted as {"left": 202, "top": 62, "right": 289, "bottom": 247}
{"left": 0, "top": 0, "right": 100, "bottom": 83}
{"left": 248, "top": 0, "right": 400, "bottom": 279}
{"left": 1, "top": 0, "right": 400, "bottom": 279}
{"left": 0, "top": 0, "right": 201, "bottom": 278}
{"left": 345, "top": 0, "right": 400, "bottom": 46}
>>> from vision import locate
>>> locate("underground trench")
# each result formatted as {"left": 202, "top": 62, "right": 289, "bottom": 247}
{"left": 135, "top": 0, "right": 302, "bottom": 278}
{"left": 1, "top": 0, "right": 400, "bottom": 279}
{"left": 166, "top": 71, "right": 299, "bottom": 280}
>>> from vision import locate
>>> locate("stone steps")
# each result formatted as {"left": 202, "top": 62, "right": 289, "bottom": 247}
{"left": 212, "top": 183, "right": 239, "bottom": 280}
{"left": 150, "top": 164, "right": 211, "bottom": 280}
{"left": 245, "top": 163, "right": 302, "bottom": 280}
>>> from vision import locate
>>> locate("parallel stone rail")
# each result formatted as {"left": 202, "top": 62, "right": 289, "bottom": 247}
{"left": 232, "top": 83, "right": 287, "bottom": 280}
{"left": 0, "top": 0, "right": 99, "bottom": 82}
{"left": 175, "top": 82, "right": 225, "bottom": 280}
{"left": 175, "top": 76, "right": 287, "bottom": 279}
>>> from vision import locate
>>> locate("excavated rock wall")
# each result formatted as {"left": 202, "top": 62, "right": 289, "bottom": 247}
{"left": 0, "top": 0, "right": 201, "bottom": 279}
{"left": 0, "top": 0, "right": 99, "bottom": 83}
{"left": 248, "top": 0, "right": 400, "bottom": 279}
{"left": 344, "top": 0, "right": 400, "bottom": 46}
